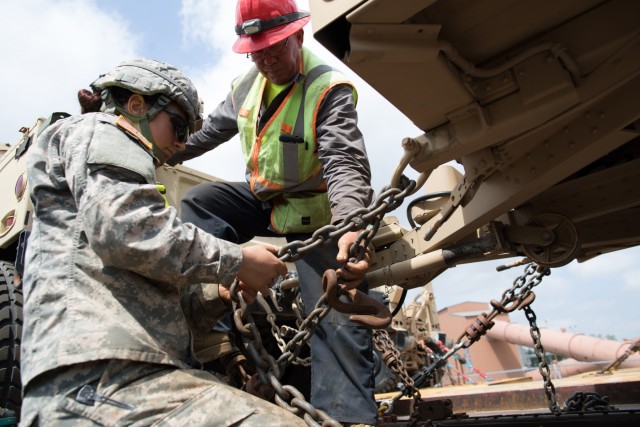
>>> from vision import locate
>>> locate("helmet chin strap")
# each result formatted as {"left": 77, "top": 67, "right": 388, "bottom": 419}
{"left": 102, "top": 91, "right": 171, "bottom": 165}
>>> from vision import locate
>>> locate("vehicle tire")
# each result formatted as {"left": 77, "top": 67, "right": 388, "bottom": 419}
{"left": 0, "top": 261, "right": 22, "bottom": 417}
{"left": 373, "top": 349, "right": 399, "bottom": 394}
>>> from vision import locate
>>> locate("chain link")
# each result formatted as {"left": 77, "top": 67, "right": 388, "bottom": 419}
{"left": 522, "top": 304, "right": 561, "bottom": 414}
{"left": 563, "top": 391, "right": 617, "bottom": 413}
{"left": 373, "top": 329, "right": 418, "bottom": 393}
{"left": 599, "top": 337, "right": 640, "bottom": 374}
{"left": 276, "top": 183, "right": 416, "bottom": 264}
{"left": 230, "top": 179, "right": 418, "bottom": 426}
{"left": 388, "top": 262, "right": 561, "bottom": 419}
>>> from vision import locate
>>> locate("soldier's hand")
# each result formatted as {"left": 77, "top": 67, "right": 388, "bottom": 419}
{"left": 237, "top": 245, "right": 287, "bottom": 296}
{"left": 218, "top": 283, "right": 254, "bottom": 305}
{"left": 336, "top": 231, "right": 372, "bottom": 289}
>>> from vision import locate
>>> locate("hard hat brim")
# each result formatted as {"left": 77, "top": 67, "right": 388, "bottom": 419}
{"left": 232, "top": 15, "right": 310, "bottom": 54}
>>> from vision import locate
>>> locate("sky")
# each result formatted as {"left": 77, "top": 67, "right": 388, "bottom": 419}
{"left": 1, "top": 0, "right": 638, "bottom": 343}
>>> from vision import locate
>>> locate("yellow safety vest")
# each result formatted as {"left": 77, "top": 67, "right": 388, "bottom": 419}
{"left": 232, "top": 47, "right": 356, "bottom": 234}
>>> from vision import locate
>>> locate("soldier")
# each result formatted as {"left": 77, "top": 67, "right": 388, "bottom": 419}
{"left": 169, "top": 0, "right": 378, "bottom": 425}
{"left": 20, "top": 58, "right": 306, "bottom": 426}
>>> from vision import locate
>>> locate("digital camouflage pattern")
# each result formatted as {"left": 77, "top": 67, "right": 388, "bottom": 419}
{"left": 20, "top": 360, "right": 305, "bottom": 426}
{"left": 20, "top": 112, "right": 305, "bottom": 425}
{"left": 91, "top": 58, "right": 203, "bottom": 132}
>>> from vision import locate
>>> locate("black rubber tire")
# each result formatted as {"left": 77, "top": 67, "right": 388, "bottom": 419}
{"left": 373, "top": 349, "right": 399, "bottom": 394}
{"left": 0, "top": 261, "right": 22, "bottom": 417}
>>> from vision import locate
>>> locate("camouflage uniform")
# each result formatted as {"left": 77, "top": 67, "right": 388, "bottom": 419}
{"left": 20, "top": 111, "right": 306, "bottom": 426}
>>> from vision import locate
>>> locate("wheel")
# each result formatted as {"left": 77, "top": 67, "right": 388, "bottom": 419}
{"left": 521, "top": 213, "right": 580, "bottom": 267}
{"left": 373, "top": 349, "right": 399, "bottom": 394}
{"left": 0, "top": 261, "right": 22, "bottom": 417}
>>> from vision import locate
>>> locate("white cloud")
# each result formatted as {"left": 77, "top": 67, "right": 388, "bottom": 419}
{"left": 0, "top": 0, "right": 139, "bottom": 145}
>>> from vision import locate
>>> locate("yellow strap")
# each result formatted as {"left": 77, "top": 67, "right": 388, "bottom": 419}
{"left": 156, "top": 183, "right": 169, "bottom": 207}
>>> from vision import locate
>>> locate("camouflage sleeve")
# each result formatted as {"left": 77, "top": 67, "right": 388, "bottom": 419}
{"left": 82, "top": 165, "right": 243, "bottom": 287}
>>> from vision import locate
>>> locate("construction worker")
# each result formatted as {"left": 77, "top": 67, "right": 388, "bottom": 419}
{"left": 20, "top": 58, "right": 306, "bottom": 426}
{"left": 170, "top": 0, "right": 378, "bottom": 425}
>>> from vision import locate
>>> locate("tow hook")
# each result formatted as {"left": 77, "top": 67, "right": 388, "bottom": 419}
{"left": 322, "top": 269, "right": 392, "bottom": 329}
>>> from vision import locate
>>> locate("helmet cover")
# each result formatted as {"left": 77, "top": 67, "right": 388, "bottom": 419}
{"left": 91, "top": 58, "right": 203, "bottom": 132}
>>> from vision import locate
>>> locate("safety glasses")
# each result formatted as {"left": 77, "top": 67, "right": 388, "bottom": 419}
{"left": 248, "top": 38, "right": 289, "bottom": 61}
{"left": 163, "top": 107, "right": 190, "bottom": 143}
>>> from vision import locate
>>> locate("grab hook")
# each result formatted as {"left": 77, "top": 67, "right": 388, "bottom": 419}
{"left": 322, "top": 269, "right": 392, "bottom": 329}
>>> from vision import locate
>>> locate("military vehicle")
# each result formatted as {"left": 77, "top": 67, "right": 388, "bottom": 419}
{"left": 306, "top": 0, "right": 640, "bottom": 424}
{"left": 3, "top": 0, "right": 640, "bottom": 425}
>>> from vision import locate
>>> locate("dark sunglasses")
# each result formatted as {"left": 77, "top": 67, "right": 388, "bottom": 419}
{"left": 163, "top": 107, "right": 190, "bottom": 142}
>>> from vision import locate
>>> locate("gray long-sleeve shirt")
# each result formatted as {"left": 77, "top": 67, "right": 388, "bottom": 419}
{"left": 170, "top": 61, "right": 374, "bottom": 225}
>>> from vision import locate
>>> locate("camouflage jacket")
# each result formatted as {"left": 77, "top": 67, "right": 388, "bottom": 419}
{"left": 22, "top": 112, "right": 242, "bottom": 387}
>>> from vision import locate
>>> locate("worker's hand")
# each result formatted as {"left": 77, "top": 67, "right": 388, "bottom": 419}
{"left": 336, "top": 230, "right": 373, "bottom": 289}
{"left": 236, "top": 245, "right": 287, "bottom": 297}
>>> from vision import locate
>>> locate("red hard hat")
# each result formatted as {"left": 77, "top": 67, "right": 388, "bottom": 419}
{"left": 232, "top": 0, "right": 310, "bottom": 54}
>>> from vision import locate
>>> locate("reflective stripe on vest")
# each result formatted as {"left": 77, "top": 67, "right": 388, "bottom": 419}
{"left": 231, "top": 47, "right": 357, "bottom": 201}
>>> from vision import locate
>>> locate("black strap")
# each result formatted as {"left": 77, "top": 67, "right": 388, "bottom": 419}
{"left": 235, "top": 12, "right": 309, "bottom": 36}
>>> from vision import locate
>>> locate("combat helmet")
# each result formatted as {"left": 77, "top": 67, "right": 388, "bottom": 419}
{"left": 91, "top": 58, "right": 203, "bottom": 163}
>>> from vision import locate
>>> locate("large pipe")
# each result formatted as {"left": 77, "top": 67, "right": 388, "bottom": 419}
{"left": 524, "top": 357, "right": 640, "bottom": 380}
{"left": 487, "top": 320, "right": 638, "bottom": 363}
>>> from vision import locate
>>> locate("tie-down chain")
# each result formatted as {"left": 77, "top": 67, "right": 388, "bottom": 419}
{"left": 230, "top": 178, "right": 418, "bottom": 426}
{"left": 377, "top": 262, "right": 562, "bottom": 419}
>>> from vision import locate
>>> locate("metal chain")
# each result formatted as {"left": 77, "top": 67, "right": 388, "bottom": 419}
{"left": 499, "top": 263, "right": 548, "bottom": 313}
{"left": 563, "top": 391, "right": 617, "bottom": 413}
{"left": 395, "top": 263, "right": 561, "bottom": 420}
{"left": 232, "top": 287, "right": 339, "bottom": 426}
{"left": 501, "top": 263, "right": 561, "bottom": 414}
{"left": 522, "top": 304, "right": 561, "bottom": 414}
{"left": 276, "top": 182, "right": 416, "bottom": 264}
{"left": 254, "top": 292, "right": 310, "bottom": 366}
{"left": 373, "top": 329, "right": 417, "bottom": 392}
{"left": 599, "top": 337, "right": 640, "bottom": 374}
{"left": 230, "top": 179, "right": 418, "bottom": 426}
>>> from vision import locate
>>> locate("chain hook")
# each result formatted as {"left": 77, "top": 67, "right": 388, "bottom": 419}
{"left": 322, "top": 269, "right": 392, "bottom": 329}
{"left": 490, "top": 291, "right": 536, "bottom": 313}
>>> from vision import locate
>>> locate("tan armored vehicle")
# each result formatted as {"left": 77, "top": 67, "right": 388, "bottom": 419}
{"left": 306, "top": 0, "right": 640, "bottom": 423}
{"left": 310, "top": 0, "right": 640, "bottom": 284}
